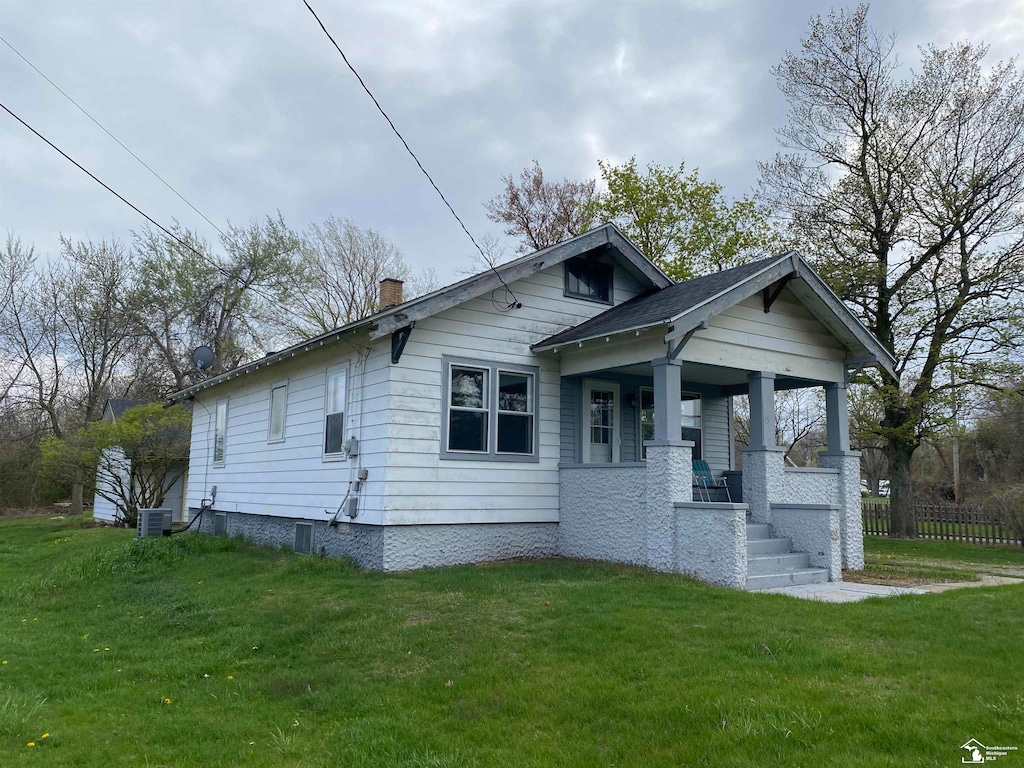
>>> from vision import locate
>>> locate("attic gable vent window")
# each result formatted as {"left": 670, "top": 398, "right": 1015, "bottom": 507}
{"left": 564, "top": 257, "right": 613, "bottom": 304}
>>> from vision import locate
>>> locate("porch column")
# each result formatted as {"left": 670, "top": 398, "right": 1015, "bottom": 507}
{"left": 820, "top": 378, "right": 865, "bottom": 569}
{"left": 740, "top": 371, "right": 785, "bottom": 523}
{"left": 651, "top": 357, "right": 682, "bottom": 442}
{"left": 644, "top": 357, "right": 690, "bottom": 571}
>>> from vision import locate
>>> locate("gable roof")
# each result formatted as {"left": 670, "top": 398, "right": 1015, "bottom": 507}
{"left": 533, "top": 254, "right": 788, "bottom": 349}
{"left": 168, "top": 223, "right": 670, "bottom": 403}
{"left": 533, "top": 251, "right": 898, "bottom": 379}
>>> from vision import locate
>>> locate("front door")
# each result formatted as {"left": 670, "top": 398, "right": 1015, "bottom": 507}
{"left": 583, "top": 380, "right": 620, "bottom": 463}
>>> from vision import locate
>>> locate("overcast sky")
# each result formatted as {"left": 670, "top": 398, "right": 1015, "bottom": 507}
{"left": 2, "top": 0, "right": 1022, "bottom": 283}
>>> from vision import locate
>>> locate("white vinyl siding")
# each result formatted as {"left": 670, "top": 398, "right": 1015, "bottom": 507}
{"left": 184, "top": 336, "right": 391, "bottom": 524}
{"left": 381, "top": 261, "right": 645, "bottom": 525}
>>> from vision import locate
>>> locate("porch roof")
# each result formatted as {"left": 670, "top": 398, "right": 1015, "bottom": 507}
{"left": 531, "top": 252, "right": 897, "bottom": 379}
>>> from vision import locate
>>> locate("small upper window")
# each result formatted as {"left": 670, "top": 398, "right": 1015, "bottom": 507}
{"left": 564, "top": 257, "right": 613, "bottom": 304}
{"left": 213, "top": 399, "right": 228, "bottom": 465}
{"left": 325, "top": 368, "right": 347, "bottom": 455}
{"left": 268, "top": 384, "right": 287, "bottom": 442}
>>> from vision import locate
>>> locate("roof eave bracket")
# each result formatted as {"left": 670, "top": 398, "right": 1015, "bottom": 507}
{"left": 668, "top": 320, "right": 707, "bottom": 360}
{"left": 391, "top": 323, "right": 414, "bottom": 364}
{"left": 763, "top": 274, "right": 795, "bottom": 313}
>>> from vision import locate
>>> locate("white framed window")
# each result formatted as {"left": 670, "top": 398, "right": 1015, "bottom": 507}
{"left": 324, "top": 366, "right": 348, "bottom": 458}
{"left": 213, "top": 399, "right": 228, "bottom": 466}
{"left": 268, "top": 382, "right": 288, "bottom": 443}
{"left": 440, "top": 356, "right": 539, "bottom": 462}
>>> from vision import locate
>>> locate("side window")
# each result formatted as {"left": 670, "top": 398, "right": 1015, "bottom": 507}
{"left": 564, "top": 257, "right": 613, "bottom": 304}
{"left": 324, "top": 367, "right": 347, "bottom": 456}
{"left": 441, "top": 357, "right": 539, "bottom": 461}
{"left": 268, "top": 383, "right": 288, "bottom": 443}
{"left": 213, "top": 399, "right": 228, "bottom": 466}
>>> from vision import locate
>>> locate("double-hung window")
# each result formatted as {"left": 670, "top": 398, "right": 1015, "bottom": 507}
{"left": 268, "top": 383, "right": 288, "bottom": 443}
{"left": 213, "top": 399, "right": 228, "bottom": 466}
{"left": 442, "top": 357, "right": 538, "bottom": 461}
{"left": 324, "top": 366, "right": 347, "bottom": 457}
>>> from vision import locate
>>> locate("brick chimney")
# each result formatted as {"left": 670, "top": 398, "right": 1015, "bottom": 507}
{"left": 379, "top": 278, "right": 404, "bottom": 309}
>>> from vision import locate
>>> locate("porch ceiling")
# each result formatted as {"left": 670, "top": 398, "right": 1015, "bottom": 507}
{"left": 589, "top": 362, "right": 825, "bottom": 392}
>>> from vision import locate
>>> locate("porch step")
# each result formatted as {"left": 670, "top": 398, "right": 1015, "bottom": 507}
{"left": 746, "top": 567, "right": 830, "bottom": 590}
{"left": 747, "top": 551, "right": 811, "bottom": 575}
{"left": 745, "top": 522, "right": 772, "bottom": 539}
{"left": 747, "top": 536, "right": 792, "bottom": 556}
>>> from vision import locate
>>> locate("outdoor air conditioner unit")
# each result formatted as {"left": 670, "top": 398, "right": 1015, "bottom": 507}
{"left": 137, "top": 508, "right": 172, "bottom": 538}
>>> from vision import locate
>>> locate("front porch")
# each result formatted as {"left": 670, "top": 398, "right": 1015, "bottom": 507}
{"left": 554, "top": 357, "right": 861, "bottom": 590}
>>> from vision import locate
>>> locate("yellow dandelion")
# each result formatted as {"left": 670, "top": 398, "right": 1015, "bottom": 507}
{"left": 104, "top": 647, "right": 110, "bottom": 651}
{"left": 27, "top": 742, "right": 35, "bottom": 747}
{"left": 227, "top": 675, "right": 234, "bottom": 680}
{"left": 161, "top": 697, "right": 172, "bottom": 705}
{"left": 2, "top": 660, "right": 7, "bottom": 665}
{"left": 41, "top": 733, "right": 49, "bottom": 739}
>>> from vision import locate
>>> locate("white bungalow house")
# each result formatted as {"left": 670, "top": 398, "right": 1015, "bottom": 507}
{"left": 168, "top": 224, "right": 895, "bottom": 589}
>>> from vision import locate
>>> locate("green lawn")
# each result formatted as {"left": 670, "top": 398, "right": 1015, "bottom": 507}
{"left": 2, "top": 515, "right": 1023, "bottom": 767}
{"left": 864, "top": 536, "right": 1024, "bottom": 567}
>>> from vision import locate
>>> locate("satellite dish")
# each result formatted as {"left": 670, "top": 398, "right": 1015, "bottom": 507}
{"left": 191, "top": 345, "right": 215, "bottom": 372}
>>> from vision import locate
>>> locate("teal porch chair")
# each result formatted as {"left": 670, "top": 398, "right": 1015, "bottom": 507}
{"left": 692, "top": 460, "right": 732, "bottom": 502}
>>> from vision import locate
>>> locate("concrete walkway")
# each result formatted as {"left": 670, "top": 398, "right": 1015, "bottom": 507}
{"left": 755, "top": 574, "right": 1023, "bottom": 602}
{"left": 753, "top": 581, "right": 925, "bottom": 602}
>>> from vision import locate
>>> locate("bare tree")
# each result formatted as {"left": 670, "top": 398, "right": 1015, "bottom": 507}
{"left": 485, "top": 160, "right": 597, "bottom": 253}
{"left": 760, "top": 5, "right": 1024, "bottom": 536}
{"left": 285, "top": 216, "right": 437, "bottom": 339}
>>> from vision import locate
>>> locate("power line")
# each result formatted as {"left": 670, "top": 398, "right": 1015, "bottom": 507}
{"left": 301, "top": 0, "right": 521, "bottom": 309}
{"left": 0, "top": 101, "right": 294, "bottom": 318}
{"left": 0, "top": 34, "right": 227, "bottom": 240}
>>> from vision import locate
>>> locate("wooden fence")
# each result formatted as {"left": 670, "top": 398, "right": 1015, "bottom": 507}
{"left": 862, "top": 500, "right": 1023, "bottom": 546}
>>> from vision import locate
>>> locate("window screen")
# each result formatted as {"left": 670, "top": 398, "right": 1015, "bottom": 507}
{"left": 294, "top": 522, "right": 313, "bottom": 555}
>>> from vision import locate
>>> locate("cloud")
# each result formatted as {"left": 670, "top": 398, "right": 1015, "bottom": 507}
{"left": 1, "top": 0, "right": 1021, "bottom": 281}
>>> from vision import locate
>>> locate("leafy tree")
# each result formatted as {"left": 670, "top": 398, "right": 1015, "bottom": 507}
{"left": 760, "top": 5, "right": 1024, "bottom": 536}
{"left": 130, "top": 214, "right": 300, "bottom": 391}
{"left": 485, "top": 160, "right": 598, "bottom": 253}
{"left": 41, "top": 403, "right": 190, "bottom": 527}
{"left": 587, "top": 158, "right": 781, "bottom": 280}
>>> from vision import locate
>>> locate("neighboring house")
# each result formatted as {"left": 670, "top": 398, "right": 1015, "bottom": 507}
{"left": 168, "top": 224, "right": 895, "bottom": 589}
{"left": 92, "top": 399, "right": 189, "bottom": 524}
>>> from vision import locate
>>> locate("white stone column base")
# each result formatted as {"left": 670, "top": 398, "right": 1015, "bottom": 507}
{"left": 820, "top": 452, "right": 864, "bottom": 570}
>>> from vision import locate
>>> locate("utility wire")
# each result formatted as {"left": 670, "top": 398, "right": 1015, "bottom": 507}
{"left": 0, "top": 34, "right": 227, "bottom": 240}
{"left": 301, "top": 0, "right": 521, "bottom": 309}
{"left": 0, "top": 101, "right": 295, "bottom": 320}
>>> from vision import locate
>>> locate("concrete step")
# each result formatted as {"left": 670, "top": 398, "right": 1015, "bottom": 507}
{"left": 745, "top": 522, "right": 772, "bottom": 539}
{"left": 747, "top": 552, "right": 811, "bottom": 575}
{"left": 746, "top": 568, "right": 830, "bottom": 590}
{"left": 747, "top": 536, "right": 792, "bottom": 555}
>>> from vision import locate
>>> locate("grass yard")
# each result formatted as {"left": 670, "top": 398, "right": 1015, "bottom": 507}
{"left": 2, "top": 515, "right": 1023, "bottom": 767}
